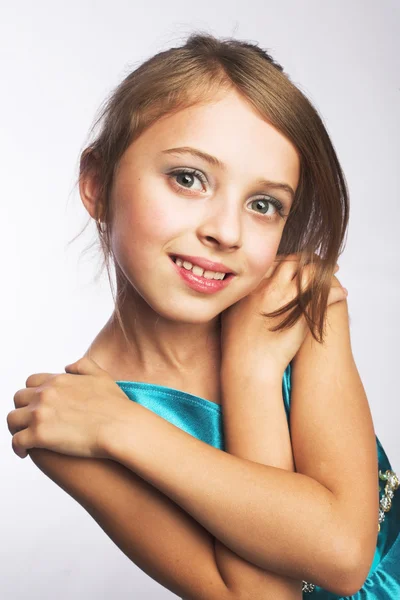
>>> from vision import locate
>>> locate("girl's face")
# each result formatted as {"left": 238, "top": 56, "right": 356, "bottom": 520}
{"left": 109, "top": 89, "right": 300, "bottom": 323}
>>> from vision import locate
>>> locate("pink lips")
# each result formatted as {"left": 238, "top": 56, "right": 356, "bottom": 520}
{"left": 169, "top": 256, "right": 235, "bottom": 294}
{"left": 170, "top": 254, "right": 235, "bottom": 274}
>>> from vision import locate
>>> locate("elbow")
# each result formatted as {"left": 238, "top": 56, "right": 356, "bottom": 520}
{"left": 342, "top": 545, "right": 375, "bottom": 597}
{"left": 334, "top": 573, "right": 366, "bottom": 598}
{"left": 327, "top": 537, "right": 375, "bottom": 597}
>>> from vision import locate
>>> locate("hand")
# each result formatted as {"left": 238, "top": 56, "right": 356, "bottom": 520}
{"left": 220, "top": 253, "right": 347, "bottom": 377}
{"left": 7, "top": 356, "right": 132, "bottom": 460}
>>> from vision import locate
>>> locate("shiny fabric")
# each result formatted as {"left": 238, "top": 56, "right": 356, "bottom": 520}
{"left": 116, "top": 361, "right": 400, "bottom": 598}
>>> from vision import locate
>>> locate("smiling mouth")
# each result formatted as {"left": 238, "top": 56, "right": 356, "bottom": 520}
{"left": 170, "top": 255, "right": 232, "bottom": 280}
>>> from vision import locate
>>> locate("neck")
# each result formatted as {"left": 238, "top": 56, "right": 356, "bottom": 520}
{"left": 85, "top": 289, "right": 222, "bottom": 383}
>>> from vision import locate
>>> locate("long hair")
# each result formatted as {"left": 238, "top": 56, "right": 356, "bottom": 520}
{"left": 71, "top": 32, "right": 349, "bottom": 345}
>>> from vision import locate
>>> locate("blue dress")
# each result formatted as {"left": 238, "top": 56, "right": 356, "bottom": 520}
{"left": 115, "top": 362, "right": 400, "bottom": 598}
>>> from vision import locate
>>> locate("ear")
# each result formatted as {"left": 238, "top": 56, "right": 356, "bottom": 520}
{"left": 78, "top": 150, "right": 103, "bottom": 220}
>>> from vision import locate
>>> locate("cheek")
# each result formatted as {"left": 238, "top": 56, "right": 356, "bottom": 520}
{"left": 246, "top": 236, "right": 281, "bottom": 278}
{"left": 117, "top": 183, "right": 182, "bottom": 244}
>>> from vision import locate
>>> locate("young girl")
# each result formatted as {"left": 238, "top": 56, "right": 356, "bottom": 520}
{"left": 8, "top": 33, "right": 399, "bottom": 599}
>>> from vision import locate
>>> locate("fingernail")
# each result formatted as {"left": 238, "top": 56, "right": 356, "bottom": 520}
{"left": 343, "top": 287, "right": 348, "bottom": 294}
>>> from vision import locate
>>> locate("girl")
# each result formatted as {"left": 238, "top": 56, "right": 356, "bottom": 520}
{"left": 8, "top": 33, "right": 399, "bottom": 599}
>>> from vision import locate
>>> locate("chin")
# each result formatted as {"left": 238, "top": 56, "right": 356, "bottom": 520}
{"left": 151, "top": 300, "right": 223, "bottom": 325}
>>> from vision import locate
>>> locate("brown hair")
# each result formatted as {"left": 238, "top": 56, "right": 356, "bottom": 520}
{"left": 71, "top": 31, "right": 349, "bottom": 345}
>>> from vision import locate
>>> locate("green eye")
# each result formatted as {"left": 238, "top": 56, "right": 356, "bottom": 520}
{"left": 249, "top": 197, "right": 285, "bottom": 219}
{"left": 169, "top": 168, "right": 208, "bottom": 191}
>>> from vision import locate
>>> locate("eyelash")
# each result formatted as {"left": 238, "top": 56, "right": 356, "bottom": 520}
{"left": 167, "top": 168, "right": 287, "bottom": 220}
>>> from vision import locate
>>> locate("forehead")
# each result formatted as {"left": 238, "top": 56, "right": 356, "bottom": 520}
{"left": 125, "top": 90, "right": 300, "bottom": 190}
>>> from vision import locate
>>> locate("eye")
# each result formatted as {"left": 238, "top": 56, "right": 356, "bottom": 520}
{"left": 248, "top": 196, "right": 286, "bottom": 220}
{"left": 168, "top": 168, "right": 207, "bottom": 193}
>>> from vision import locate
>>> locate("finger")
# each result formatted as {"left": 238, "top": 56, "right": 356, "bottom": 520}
{"left": 265, "top": 254, "right": 300, "bottom": 282}
{"left": 25, "top": 373, "right": 58, "bottom": 388}
{"left": 274, "top": 252, "right": 326, "bottom": 266}
{"left": 273, "top": 252, "right": 301, "bottom": 263}
{"left": 13, "top": 387, "right": 36, "bottom": 408}
{"left": 300, "top": 261, "right": 340, "bottom": 291}
{"left": 65, "top": 355, "right": 107, "bottom": 377}
{"left": 327, "top": 285, "right": 348, "bottom": 306}
{"left": 298, "top": 263, "right": 318, "bottom": 290}
{"left": 263, "top": 263, "right": 279, "bottom": 279}
{"left": 273, "top": 253, "right": 324, "bottom": 283}
{"left": 11, "top": 428, "right": 34, "bottom": 459}
{"left": 7, "top": 405, "right": 31, "bottom": 435}
{"left": 266, "top": 255, "right": 339, "bottom": 283}
{"left": 263, "top": 254, "right": 296, "bottom": 279}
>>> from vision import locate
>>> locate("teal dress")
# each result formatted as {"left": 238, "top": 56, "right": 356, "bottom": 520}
{"left": 115, "top": 362, "right": 400, "bottom": 598}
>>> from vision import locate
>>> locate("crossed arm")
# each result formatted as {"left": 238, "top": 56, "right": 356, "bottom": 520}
{"left": 28, "top": 296, "right": 379, "bottom": 598}
{"left": 29, "top": 388, "right": 300, "bottom": 600}
{"left": 28, "top": 364, "right": 301, "bottom": 599}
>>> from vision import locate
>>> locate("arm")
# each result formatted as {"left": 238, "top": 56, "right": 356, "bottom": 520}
{"left": 28, "top": 448, "right": 230, "bottom": 600}
{"left": 214, "top": 373, "right": 302, "bottom": 598}
{"left": 101, "top": 297, "right": 379, "bottom": 597}
{"left": 28, "top": 446, "right": 300, "bottom": 600}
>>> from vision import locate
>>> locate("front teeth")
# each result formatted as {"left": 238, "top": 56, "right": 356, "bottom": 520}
{"left": 174, "top": 257, "right": 226, "bottom": 280}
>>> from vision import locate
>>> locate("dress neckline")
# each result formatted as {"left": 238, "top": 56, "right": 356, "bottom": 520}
{"left": 115, "top": 379, "right": 222, "bottom": 412}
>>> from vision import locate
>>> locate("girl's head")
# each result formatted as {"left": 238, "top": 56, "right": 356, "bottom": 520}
{"left": 77, "top": 32, "right": 349, "bottom": 344}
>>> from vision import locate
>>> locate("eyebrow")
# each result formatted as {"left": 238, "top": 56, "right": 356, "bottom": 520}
{"left": 160, "top": 146, "right": 295, "bottom": 200}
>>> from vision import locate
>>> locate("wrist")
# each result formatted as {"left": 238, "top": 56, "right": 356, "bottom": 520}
{"left": 98, "top": 402, "right": 140, "bottom": 461}
{"left": 221, "top": 355, "right": 286, "bottom": 384}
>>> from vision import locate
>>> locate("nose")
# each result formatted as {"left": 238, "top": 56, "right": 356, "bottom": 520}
{"left": 196, "top": 194, "right": 242, "bottom": 252}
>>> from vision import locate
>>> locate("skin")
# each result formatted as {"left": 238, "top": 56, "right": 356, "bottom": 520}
{"left": 81, "top": 88, "right": 300, "bottom": 397}
{"left": 9, "top": 88, "right": 372, "bottom": 598}
{"left": 76, "top": 88, "right": 302, "bottom": 597}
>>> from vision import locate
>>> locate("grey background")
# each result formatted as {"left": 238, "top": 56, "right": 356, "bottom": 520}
{"left": 2, "top": 0, "right": 399, "bottom": 598}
